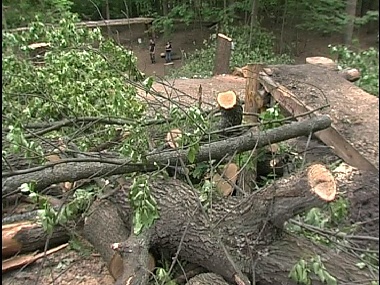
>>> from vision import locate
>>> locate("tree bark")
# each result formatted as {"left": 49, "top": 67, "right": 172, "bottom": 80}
{"left": 248, "top": 0, "right": 259, "bottom": 49}
{"left": 97, "top": 164, "right": 373, "bottom": 285}
{"left": 2, "top": 221, "right": 69, "bottom": 258}
{"left": 2, "top": 116, "right": 332, "bottom": 196}
{"left": 213, "top": 33, "right": 233, "bottom": 75}
{"left": 239, "top": 64, "right": 263, "bottom": 192}
{"left": 344, "top": 0, "right": 358, "bottom": 45}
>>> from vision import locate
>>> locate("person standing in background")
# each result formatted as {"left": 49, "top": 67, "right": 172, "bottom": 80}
{"left": 149, "top": 38, "right": 156, "bottom": 64}
{"left": 165, "top": 41, "right": 172, "bottom": 63}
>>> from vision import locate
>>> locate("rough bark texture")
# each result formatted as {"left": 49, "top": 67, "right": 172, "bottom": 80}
{"left": 186, "top": 273, "right": 230, "bottom": 285}
{"left": 83, "top": 199, "right": 130, "bottom": 280}
{"left": 98, "top": 165, "right": 373, "bottom": 285}
{"left": 213, "top": 33, "right": 232, "bottom": 75}
{"left": 344, "top": 0, "right": 358, "bottom": 45}
{"left": 244, "top": 64, "right": 262, "bottom": 123}
{"left": 219, "top": 98, "right": 243, "bottom": 129}
{"left": 2, "top": 221, "right": 69, "bottom": 258}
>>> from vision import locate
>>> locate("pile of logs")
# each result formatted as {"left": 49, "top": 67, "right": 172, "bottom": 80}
{"left": 2, "top": 63, "right": 377, "bottom": 285}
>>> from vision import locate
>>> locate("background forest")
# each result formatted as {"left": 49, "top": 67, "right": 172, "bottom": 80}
{"left": 3, "top": 0, "right": 378, "bottom": 94}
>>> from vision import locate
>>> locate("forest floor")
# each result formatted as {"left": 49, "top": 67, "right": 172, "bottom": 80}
{"left": 2, "top": 25, "right": 379, "bottom": 285}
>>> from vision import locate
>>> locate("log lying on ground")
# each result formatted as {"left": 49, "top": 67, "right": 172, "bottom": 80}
{"left": 91, "top": 163, "right": 373, "bottom": 285}
{"left": 305, "top": 57, "right": 360, "bottom": 82}
{"left": 2, "top": 221, "right": 69, "bottom": 259}
{"left": 2, "top": 243, "right": 68, "bottom": 273}
{"left": 2, "top": 115, "right": 332, "bottom": 196}
{"left": 339, "top": 67, "right": 361, "bottom": 82}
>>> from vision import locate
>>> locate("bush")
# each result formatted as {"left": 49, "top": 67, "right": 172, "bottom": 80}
{"left": 171, "top": 26, "right": 294, "bottom": 78}
{"left": 329, "top": 45, "right": 379, "bottom": 97}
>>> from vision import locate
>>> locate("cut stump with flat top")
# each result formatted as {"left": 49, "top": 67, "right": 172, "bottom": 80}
{"left": 213, "top": 33, "right": 233, "bottom": 76}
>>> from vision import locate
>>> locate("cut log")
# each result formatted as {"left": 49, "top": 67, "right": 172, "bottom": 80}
{"left": 307, "top": 163, "right": 336, "bottom": 201}
{"left": 305, "top": 56, "right": 337, "bottom": 70}
{"left": 5, "top": 17, "right": 155, "bottom": 33}
{"left": 2, "top": 221, "right": 69, "bottom": 258}
{"left": 217, "top": 90, "right": 243, "bottom": 129}
{"left": 166, "top": 128, "right": 182, "bottom": 149}
{"left": 244, "top": 64, "right": 263, "bottom": 123}
{"left": 2, "top": 243, "right": 68, "bottom": 273}
{"left": 100, "top": 163, "right": 373, "bottom": 285}
{"left": 83, "top": 199, "right": 131, "bottom": 280}
{"left": 213, "top": 33, "right": 233, "bottom": 76}
{"left": 212, "top": 163, "right": 239, "bottom": 196}
{"left": 2, "top": 115, "right": 332, "bottom": 195}
{"left": 339, "top": 67, "right": 360, "bottom": 82}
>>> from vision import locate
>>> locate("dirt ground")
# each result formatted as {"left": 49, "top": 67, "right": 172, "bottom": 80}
{"left": 3, "top": 24, "right": 379, "bottom": 285}
{"left": 125, "top": 24, "right": 378, "bottom": 77}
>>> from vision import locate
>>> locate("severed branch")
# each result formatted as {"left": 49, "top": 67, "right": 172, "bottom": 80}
{"left": 2, "top": 115, "right": 332, "bottom": 195}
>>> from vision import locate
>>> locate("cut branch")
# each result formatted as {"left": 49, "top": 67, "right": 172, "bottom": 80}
{"left": 2, "top": 115, "right": 332, "bottom": 195}
{"left": 2, "top": 221, "right": 69, "bottom": 258}
{"left": 102, "top": 164, "right": 372, "bottom": 284}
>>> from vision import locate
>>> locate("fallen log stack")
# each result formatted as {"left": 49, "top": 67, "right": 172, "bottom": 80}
{"left": 2, "top": 62, "right": 378, "bottom": 285}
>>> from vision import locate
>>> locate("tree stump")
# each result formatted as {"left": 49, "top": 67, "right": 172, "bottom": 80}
{"left": 217, "top": 90, "right": 243, "bottom": 129}
{"left": 213, "top": 33, "right": 233, "bottom": 75}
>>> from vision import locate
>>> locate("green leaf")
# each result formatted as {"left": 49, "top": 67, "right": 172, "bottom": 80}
{"left": 188, "top": 146, "right": 197, "bottom": 163}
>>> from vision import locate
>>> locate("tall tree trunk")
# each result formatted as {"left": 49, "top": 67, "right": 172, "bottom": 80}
{"left": 248, "top": 0, "right": 259, "bottom": 49}
{"left": 162, "top": 0, "right": 168, "bottom": 16}
{"left": 105, "top": 0, "right": 111, "bottom": 38}
{"left": 2, "top": 5, "right": 8, "bottom": 30}
{"left": 344, "top": 0, "right": 358, "bottom": 45}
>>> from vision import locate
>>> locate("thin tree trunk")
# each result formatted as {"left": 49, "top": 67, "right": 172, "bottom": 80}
{"left": 162, "top": 0, "right": 168, "bottom": 16}
{"left": 105, "top": 0, "right": 112, "bottom": 38}
{"left": 279, "top": 0, "right": 288, "bottom": 54}
{"left": 344, "top": 0, "right": 358, "bottom": 45}
{"left": 248, "top": 0, "right": 259, "bottom": 49}
{"left": 2, "top": 5, "right": 8, "bottom": 30}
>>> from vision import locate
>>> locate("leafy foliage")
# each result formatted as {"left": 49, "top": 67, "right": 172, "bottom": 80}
{"left": 2, "top": 0, "right": 74, "bottom": 28}
{"left": 172, "top": 26, "right": 294, "bottom": 78}
{"left": 21, "top": 182, "right": 96, "bottom": 235}
{"left": 3, "top": 15, "right": 145, "bottom": 152}
{"left": 129, "top": 175, "right": 160, "bottom": 235}
{"left": 289, "top": 255, "right": 337, "bottom": 285}
{"left": 329, "top": 45, "right": 379, "bottom": 96}
{"left": 2, "top": 15, "right": 158, "bottom": 235}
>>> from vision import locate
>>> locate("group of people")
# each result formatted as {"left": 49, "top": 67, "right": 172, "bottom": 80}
{"left": 149, "top": 39, "right": 172, "bottom": 64}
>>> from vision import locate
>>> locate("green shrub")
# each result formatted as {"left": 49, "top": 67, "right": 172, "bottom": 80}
{"left": 329, "top": 45, "right": 379, "bottom": 96}
{"left": 171, "top": 26, "right": 294, "bottom": 78}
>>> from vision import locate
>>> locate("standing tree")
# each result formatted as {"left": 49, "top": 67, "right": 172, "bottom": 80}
{"left": 344, "top": 0, "right": 358, "bottom": 44}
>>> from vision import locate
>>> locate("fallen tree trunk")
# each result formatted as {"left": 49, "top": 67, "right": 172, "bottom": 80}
{"left": 2, "top": 221, "right": 69, "bottom": 258}
{"left": 2, "top": 115, "right": 332, "bottom": 195}
{"left": 85, "top": 164, "right": 374, "bottom": 285}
